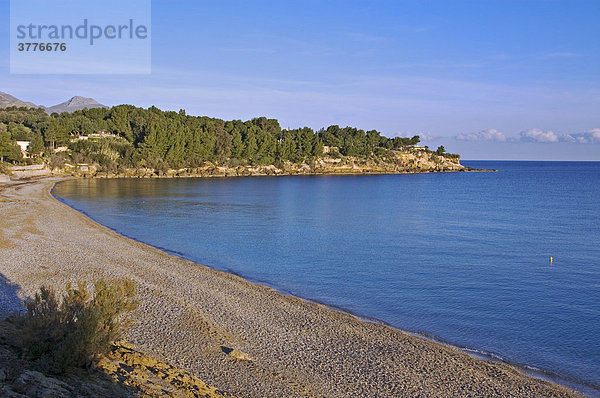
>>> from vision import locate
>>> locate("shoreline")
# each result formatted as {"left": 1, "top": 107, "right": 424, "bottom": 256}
{"left": 87, "top": 165, "right": 495, "bottom": 179}
{"left": 50, "top": 178, "right": 599, "bottom": 397}
{"left": 50, "top": 176, "right": 596, "bottom": 395}
{"left": 53, "top": 202, "right": 597, "bottom": 398}
{"left": 0, "top": 176, "right": 591, "bottom": 397}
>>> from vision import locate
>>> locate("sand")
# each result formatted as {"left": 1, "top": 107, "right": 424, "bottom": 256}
{"left": 0, "top": 177, "right": 585, "bottom": 397}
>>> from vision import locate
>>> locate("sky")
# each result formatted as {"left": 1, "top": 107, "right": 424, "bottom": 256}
{"left": 1, "top": 0, "right": 599, "bottom": 160}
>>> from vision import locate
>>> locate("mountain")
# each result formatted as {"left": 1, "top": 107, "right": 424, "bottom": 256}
{"left": 46, "top": 96, "right": 107, "bottom": 114}
{"left": 0, "top": 91, "right": 40, "bottom": 109}
{"left": 0, "top": 92, "right": 107, "bottom": 113}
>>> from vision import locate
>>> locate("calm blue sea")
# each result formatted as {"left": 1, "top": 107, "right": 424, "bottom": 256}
{"left": 53, "top": 161, "right": 600, "bottom": 391}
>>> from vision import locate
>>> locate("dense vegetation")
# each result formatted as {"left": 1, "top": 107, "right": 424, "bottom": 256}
{"left": 0, "top": 105, "right": 456, "bottom": 172}
{"left": 20, "top": 279, "right": 137, "bottom": 374}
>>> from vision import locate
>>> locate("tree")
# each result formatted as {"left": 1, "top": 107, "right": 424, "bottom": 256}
{"left": 8, "top": 122, "right": 32, "bottom": 140}
{"left": 29, "top": 133, "right": 45, "bottom": 156}
{"left": 108, "top": 105, "right": 134, "bottom": 142}
{"left": 140, "top": 120, "right": 169, "bottom": 161}
{"left": 0, "top": 103, "right": 454, "bottom": 171}
{"left": 0, "top": 130, "right": 22, "bottom": 163}
{"left": 242, "top": 127, "right": 259, "bottom": 161}
{"left": 278, "top": 132, "right": 295, "bottom": 161}
{"left": 165, "top": 125, "right": 187, "bottom": 167}
{"left": 255, "top": 128, "right": 276, "bottom": 164}
{"left": 436, "top": 145, "right": 446, "bottom": 155}
{"left": 210, "top": 119, "right": 231, "bottom": 160}
{"left": 44, "top": 118, "right": 70, "bottom": 150}
{"left": 312, "top": 136, "right": 324, "bottom": 157}
{"left": 366, "top": 130, "right": 382, "bottom": 154}
{"left": 231, "top": 129, "right": 244, "bottom": 158}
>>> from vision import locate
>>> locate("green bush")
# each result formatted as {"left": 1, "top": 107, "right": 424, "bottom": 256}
{"left": 21, "top": 279, "right": 137, "bottom": 374}
{"left": 0, "top": 161, "right": 11, "bottom": 175}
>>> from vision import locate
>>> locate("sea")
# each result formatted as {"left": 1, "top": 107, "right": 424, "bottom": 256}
{"left": 53, "top": 161, "right": 600, "bottom": 394}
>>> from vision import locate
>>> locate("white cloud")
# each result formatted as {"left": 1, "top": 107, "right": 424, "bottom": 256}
{"left": 415, "top": 132, "right": 437, "bottom": 141}
{"left": 563, "top": 128, "right": 600, "bottom": 144}
{"left": 518, "top": 128, "right": 600, "bottom": 144}
{"left": 584, "top": 128, "right": 600, "bottom": 143}
{"left": 456, "top": 128, "right": 507, "bottom": 142}
{"left": 390, "top": 131, "right": 435, "bottom": 140}
{"left": 520, "top": 128, "right": 559, "bottom": 143}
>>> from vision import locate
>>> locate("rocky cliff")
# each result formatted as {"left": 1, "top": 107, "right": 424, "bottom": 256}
{"left": 88, "top": 150, "right": 479, "bottom": 179}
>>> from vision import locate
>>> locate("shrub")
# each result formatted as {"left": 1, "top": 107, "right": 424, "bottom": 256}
{"left": 49, "top": 152, "right": 68, "bottom": 170}
{"left": 0, "top": 161, "right": 11, "bottom": 175}
{"left": 21, "top": 279, "right": 137, "bottom": 374}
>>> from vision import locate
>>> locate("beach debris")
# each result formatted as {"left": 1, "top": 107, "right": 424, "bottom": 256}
{"left": 221, "top": 346, "right": 252, "bottom": 361}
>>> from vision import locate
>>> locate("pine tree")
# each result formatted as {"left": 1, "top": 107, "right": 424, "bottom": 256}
{"left": 231, "top": 129, "right": 245, "bottom": 158}
{"left": 29, "top": 133, "right": 45, "bottom": 156}
{"left": 0, "top": 130, "right": 22, "bottom": 163}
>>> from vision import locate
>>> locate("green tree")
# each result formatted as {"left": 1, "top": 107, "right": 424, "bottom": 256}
{"left": 409, "top": 135, "right": 421, "bottom": 146}
{"left": 255, "top": 128, "right": 276, "bottom": 164}
{"left": 210, "top": 119, "right": 232, "bottom": 160}
{"left": 278, "top": 132, "right": 295, "bottom": 161}
{"left": 242, "top": 127, "right": 259, "bottom": 161}
{"left": 312, "top": 136, "right": 324, "bottom": 156}
{"left": 8, "top": 122, "right": 32, "bottom": 140}
{"left": 436, "top": 145, "right": 445, "bottom": 155}
{"left": 0, "top": 130, "right": 23, "bottom": 162}
{"left": 0, "top": 103, "right": 453, "bottom": 171}
{"left": 165, "top": 124, "right": 187, "bottom": 167}
{"left": 108, "top": 106, "right": 135, "bottom": 141}
{"left": 29, "top": 133, "right": 45, "bottom": 155}
{"left": 44, "top": 118, "right": 70, "bottom": 150}
{"left": 140, "top": 120, "right": 169, "bottom": 161}
{"left": 231, "top": 129, "right": 245, "bottom": 158}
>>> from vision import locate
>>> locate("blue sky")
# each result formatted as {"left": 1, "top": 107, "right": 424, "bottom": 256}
{"left": 1, "top": 0, "right": 599, "bottom": 160}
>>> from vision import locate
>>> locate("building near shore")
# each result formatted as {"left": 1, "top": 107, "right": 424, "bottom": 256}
{"left": 16, "top": 141, "right": 31, "bottom": 158}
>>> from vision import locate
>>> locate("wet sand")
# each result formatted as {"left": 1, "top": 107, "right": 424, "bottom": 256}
{"left": 0, "top": 177, "right": 584, "bottom": 397}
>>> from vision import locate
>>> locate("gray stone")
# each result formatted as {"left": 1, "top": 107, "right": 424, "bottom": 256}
{"left": 12, "top": 371, "right": 72, "bottom": 398}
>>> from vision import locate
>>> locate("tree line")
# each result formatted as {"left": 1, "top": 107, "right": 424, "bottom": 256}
{"left": 0, "top": 105, "right": 429, "bottom": 169}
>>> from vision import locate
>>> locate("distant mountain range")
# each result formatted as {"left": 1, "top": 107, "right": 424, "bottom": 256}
{"left": 0, "top": 91, "right": 39, "bottom": 109}
{"left": 0, "top": 91, "right": 107, "bottom": 114}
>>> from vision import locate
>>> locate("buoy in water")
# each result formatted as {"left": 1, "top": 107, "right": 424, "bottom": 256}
{"left": 549, "top": 256, "right": 553, "bottom": 263}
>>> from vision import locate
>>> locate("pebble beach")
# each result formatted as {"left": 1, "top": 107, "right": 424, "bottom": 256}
{"left": 0, "top": 177, "right": 583, "bottom": 397}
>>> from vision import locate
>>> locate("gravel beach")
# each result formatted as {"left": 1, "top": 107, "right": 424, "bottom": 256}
{"left": 0, "top": 177, "right": 583, "bottom": 397}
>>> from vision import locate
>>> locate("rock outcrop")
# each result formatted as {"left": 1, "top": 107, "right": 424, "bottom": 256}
{"left": 0, "top": 318, "right": 233, "bottom": 398}
{"left": 90, "top": 150, "right": 475, "bottom": 179}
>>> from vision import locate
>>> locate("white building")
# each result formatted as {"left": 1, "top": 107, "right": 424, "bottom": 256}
{"left": 16, "top": 141, "right": 31, "bottom": 158}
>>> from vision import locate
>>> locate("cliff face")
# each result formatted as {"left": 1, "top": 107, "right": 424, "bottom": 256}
{"left": 88, "top": 150, "right": 468, "bottom": 179}
{"left": 392, "top": 150, "right": 465, "bottom": 172}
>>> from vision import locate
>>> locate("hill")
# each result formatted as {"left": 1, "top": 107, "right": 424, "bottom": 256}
{"left": 46, "top": 96, "right": 107, "bottom": 114}
{"left": 0, "top": 91, "right": 40, "bottom": 109}
{"left": 0, "top": 91, "right": 107, "bottom": 114}
{"left": 0, "top": 101, "right": 478, "bottom": 177}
